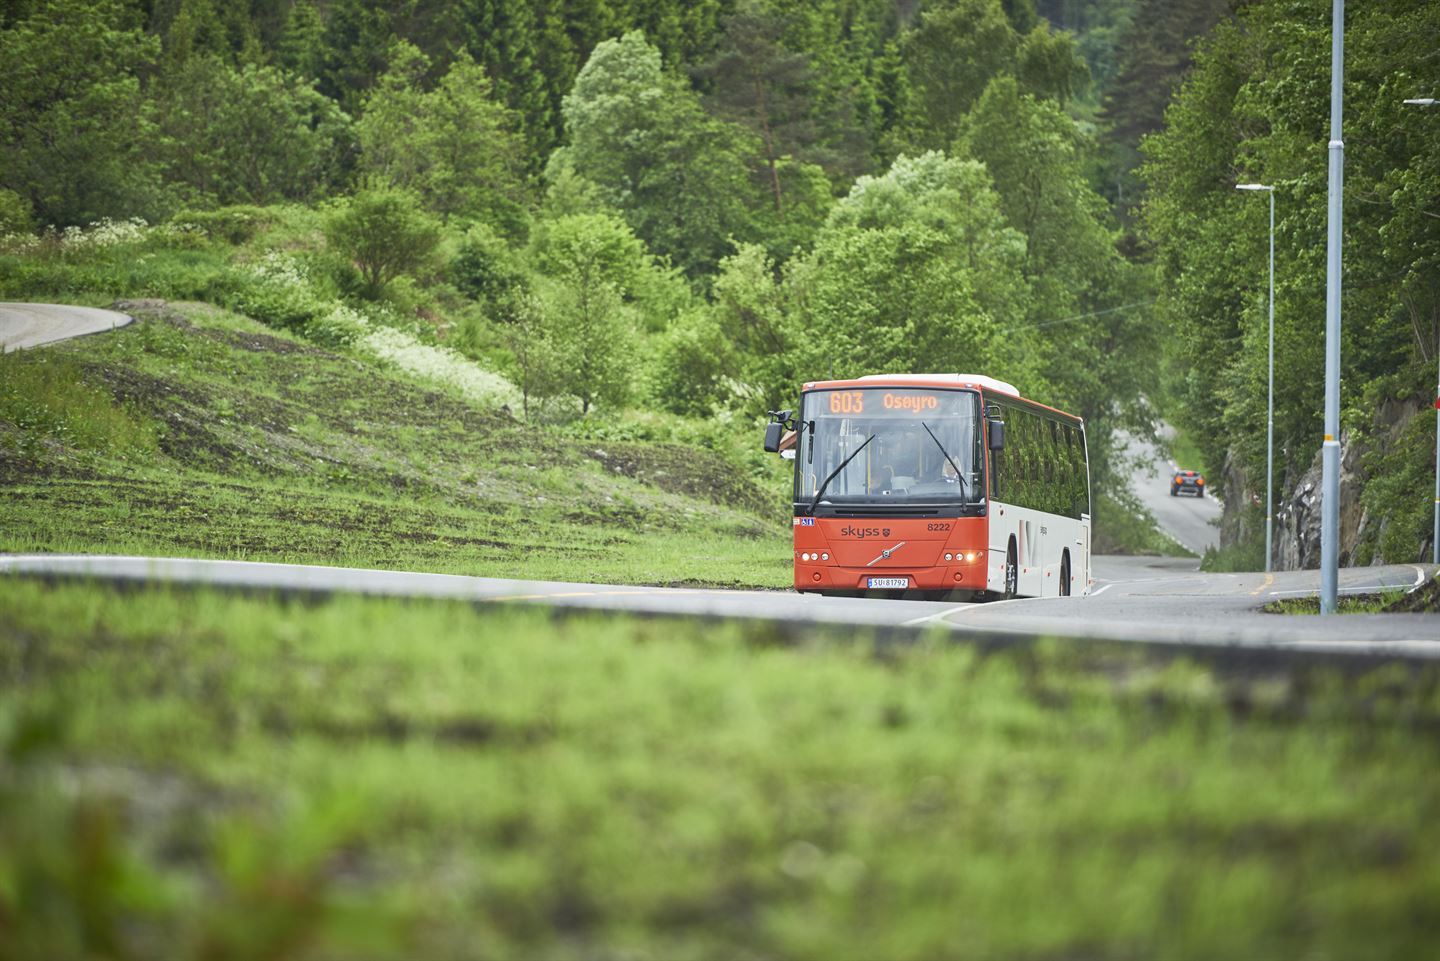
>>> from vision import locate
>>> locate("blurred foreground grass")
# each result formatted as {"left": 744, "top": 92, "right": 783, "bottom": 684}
{"left": 4, "top": 577, "right": 1439, "bottom": 960}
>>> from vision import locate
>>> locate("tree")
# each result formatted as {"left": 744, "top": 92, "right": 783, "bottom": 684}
{"left": 277, "top": 0, "right": 326, "bottom": 80}
{"left": 155, "top": 56, "right": 352, "bottom": 207}
{"left": 1016, "top": 22, "right": 1089, "bottom": 105}
{"left": 954, "top": 75, "right": 1150, "bottom": 462}
{"left": 324, "top": 188, "right": 442, "bottom": 299}
{"left": 356, "top": 42, "right": 526, "bottom": 228}
{"left": 1141, "top": 0, "right": 1440, "bottom": 561}
{"left": 1098, "top": 0, "right": 1229, "bottom": 216}
{"left": 900, "top": 0, "right": 1020, "bottom": 149}
{"left": 0, "top": 0, "right": 165, "bottom": 226}
{"left": 696, "top": 2, "right": 817, "bottom": 219}
{"left": 527, "top": 212, "right": 651, "bottom": 301}
{"left": 547, "top": 31, "right": 757, "bottom": 280}
{"left": 159, "top": 0, "right": 259, "bottom": 68}
{"left": 744, "top": 151, "right": 1040, "bottom": 411}
{"left": 533, "top": 274, "right": 634, "bottom": 416}
{"left": 458, "top": 0, "right": 556, "bottom": 164}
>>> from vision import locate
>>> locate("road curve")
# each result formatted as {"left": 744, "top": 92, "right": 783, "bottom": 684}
{"left": 1118, "top": 427, "right": 1223, "bottom": 555}
{"left": 3, "top": 553, "right": 1435, "bottom": 660}
{"left": 0, "top": 302, "right": 133, "bottom": 352}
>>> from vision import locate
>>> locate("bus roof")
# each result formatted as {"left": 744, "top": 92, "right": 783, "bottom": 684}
{"left": 800, "top": 373, "right": 1083, "bottom": 422}
{"left": 803, "top": 372, "right": 1019, "bottom": 394}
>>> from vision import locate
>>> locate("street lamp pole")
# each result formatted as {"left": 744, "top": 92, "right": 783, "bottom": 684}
{"left": 1404, "top": 97, "right": 1439, "bottom": 565}
{"left": 1320, "top": 0, "right": 1344, "bottom": 615}
{"left": 1237, "top": 183, "right": 1276, "bottom": 572}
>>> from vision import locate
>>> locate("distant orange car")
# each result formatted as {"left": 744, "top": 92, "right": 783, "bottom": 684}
{"left": 1171, "top": 469, "right": 1205, "bottom": 497}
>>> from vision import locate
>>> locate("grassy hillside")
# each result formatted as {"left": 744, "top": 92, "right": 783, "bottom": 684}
{"left": 5, "top": 577, "right": 1440, "bottom": 960}
{"left": 1, "top": 302, "right": 789, "bottom": 587}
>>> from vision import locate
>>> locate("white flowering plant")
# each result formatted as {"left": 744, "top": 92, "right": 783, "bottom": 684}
{"left": 358, "top": 325, "right": 520, "bottom": 409}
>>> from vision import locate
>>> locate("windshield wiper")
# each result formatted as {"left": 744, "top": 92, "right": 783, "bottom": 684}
{"left": 806, "top": 433, "right": 875, "bottom": 515}
{"left": 921, "top": 421, "right": 969, "bottom": 499}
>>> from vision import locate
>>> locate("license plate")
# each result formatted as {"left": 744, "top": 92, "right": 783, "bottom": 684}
{"left": 867, "top": 577, "right": 909, "bottom": 589}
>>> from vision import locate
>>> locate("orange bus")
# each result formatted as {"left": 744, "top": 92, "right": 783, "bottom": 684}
{"left": 764, "top": 373, "right": 1091, "bottom": 599}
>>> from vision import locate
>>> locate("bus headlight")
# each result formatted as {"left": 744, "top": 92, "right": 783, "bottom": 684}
{"left": 821, "top": 552, "right": 829, "bottom": 561}
{"left": 944, "top": 553, "right": 953, "bottom": 561}
{"left": 801, "top": 552, "right": 812, "bottom": 561}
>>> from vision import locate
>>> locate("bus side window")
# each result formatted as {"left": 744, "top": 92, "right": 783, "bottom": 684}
{"left": 1066, "top": 425, "right": 1083, "bottom": 518}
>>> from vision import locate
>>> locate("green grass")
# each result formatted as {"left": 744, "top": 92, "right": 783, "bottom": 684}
{"left": 1167, "top": 425, "right": 1210, "bottom": 479}
{"left": 1200, "top": 533, "right": 1267, "bottom": 573}
{"left": 1092, "top": 490, "right": 1194, "bottom": 557}
{"left": 1265, "top": 590, "right": 1409, "bottom": 615}
{"left": 0, "top": 350, "right": 158, "bottom": 459}
{"left": 1265, "top": 572, "right": 1440, "bottom": 614}
{"left": 1, "top": 303, "right": 790, "bottom": 588}
{"left": 4, "top": 577, "right": 1440, "bottom": 960}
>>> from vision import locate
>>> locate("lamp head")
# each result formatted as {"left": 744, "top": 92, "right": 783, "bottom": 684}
{"left": 1236, "top": 183, "right": 1274, "bottom": 191}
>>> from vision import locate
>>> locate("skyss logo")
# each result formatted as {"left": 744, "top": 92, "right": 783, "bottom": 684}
{"left": 839, "top": 525, "right": 892, "bottom": 539}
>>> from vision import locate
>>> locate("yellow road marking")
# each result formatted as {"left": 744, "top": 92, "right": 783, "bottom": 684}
{"left": 1249, "top": 572, "right": 1275, "bottom": 596}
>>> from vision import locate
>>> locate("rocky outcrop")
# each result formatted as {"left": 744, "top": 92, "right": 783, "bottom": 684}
{"left": 1229, "top": 398, "right": 1433, "bottom": 570}
{"left": 1270, "top": 430, "right": 1366, "bottom": 570}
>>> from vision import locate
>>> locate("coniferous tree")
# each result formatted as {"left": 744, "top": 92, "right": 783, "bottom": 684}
{"left": 1098, "top": 0, "right": 1229, "bottom": 214}
{"left": 277, "top": 0, "right": 326, "bottom": 80}
{"left": 356, "top": 42, "right": 526, "bottom": 228}
{"left": 459, "top": 0, "right": 555, "bottom": 161}
{"left": 695, "top": 3, "right": 816, "bottom": 219}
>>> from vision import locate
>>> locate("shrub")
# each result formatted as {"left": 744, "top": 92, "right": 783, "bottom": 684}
{"left": 451, "top": 223, "right": 528, "bottom": 312}
{"left": 647, "top": 309, "right": 736, "bottom": 417}
{"left": 305, "top": 304, "right": 371, "bottom": 348}
{"left": 0, "top": 189, "right": 34, "bottom": 235}
{"left": 324, "top": 189, "right": 442, "bottom": 300}
{"left": 224, "top": 251, "right": 328, "bottom": 331}
{"left": 169, "top": 205, "right": 276, "bottom": 245}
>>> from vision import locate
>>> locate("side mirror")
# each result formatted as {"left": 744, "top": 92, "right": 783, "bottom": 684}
{"left": 764, "top": 421, "right": 784, "bottom": 452}
{"left": 987, "top": 419, "right": 1006, "bottom": 451}
{"left": 764, "top": 409, "right": 794, "bottom": 453}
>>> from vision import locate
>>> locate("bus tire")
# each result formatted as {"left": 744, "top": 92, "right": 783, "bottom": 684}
{"left": 1059, "top": 550, "right": 1071, "bottom": 597}
{"left": 1003, "top": 540, "right": 1018, "bottom": 599}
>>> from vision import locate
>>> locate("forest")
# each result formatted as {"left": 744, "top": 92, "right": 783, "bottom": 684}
{"left": 2, "top": 0, "right": 1436, "bottom": 564}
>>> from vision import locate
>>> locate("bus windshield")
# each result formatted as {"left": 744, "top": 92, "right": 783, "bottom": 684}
{"left": 797, "top": 388, "right": 983, "bottom": 510}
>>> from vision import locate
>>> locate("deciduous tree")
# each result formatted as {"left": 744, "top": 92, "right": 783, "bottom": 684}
{"left": 0, "top": 0, "right": 165, "bottom": 226}
{"left": 547, "top": 31, "right": 758, "bottom": 280}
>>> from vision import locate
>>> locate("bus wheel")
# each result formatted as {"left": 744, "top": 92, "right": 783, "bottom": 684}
{"left": 1059, "top": 551, "right": 1071, "bottom": 597}
{"left": 1003, "top": 540, "right": 1018, "bottom": 599}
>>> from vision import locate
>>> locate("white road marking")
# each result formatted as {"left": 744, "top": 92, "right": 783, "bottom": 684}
{"left": 1411, "top": 565, "right": 1426, "bottom": 589}
{"left": 1090, "top": 584, "right": 1113, "bottom": 597}
{"left": 900, "top": 594, "right": 1045, "bottom": 626}
{"left": 901, "top": 606, "right": 973, "bottom": 627}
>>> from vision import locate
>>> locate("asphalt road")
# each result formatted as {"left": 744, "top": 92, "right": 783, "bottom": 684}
{"left": 3, "top": 304, "right": 1434, "bottom": 657}
{"left": 0, "top": 302, "right": 133, "bottom": 352}
{"left": 1118, "top": 427, "right": 1223, "bottom": 555}
{"left": 2, "top": 553, "right": 1435, "bottom": 657}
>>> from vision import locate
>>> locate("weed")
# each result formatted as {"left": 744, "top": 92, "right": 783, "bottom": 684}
{"left": 0, "top": 350, "right": 158, "bottom": 462}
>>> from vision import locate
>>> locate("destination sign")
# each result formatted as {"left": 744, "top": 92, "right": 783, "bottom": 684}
{"left": 820, "top": 389, "right": 959, "bottom": 416}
